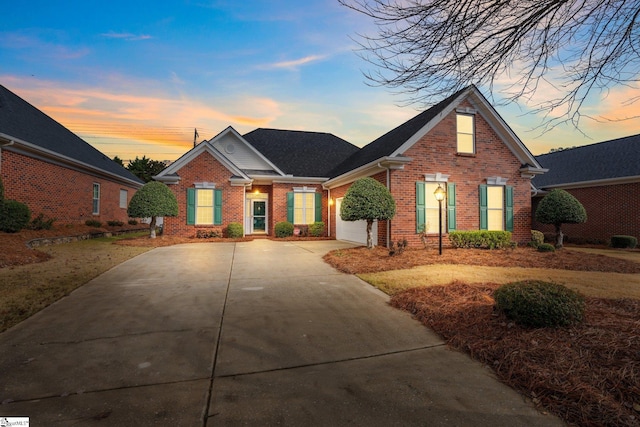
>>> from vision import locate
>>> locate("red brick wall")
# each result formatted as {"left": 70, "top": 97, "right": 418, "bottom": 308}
{"left": 1, "top": 149, "right": 138, "bottom": 224}
{"left": 532, "top": 182, "right": 640, "bottom": 243}
{"left": 163, "top": 151, "right": 245, "bottom": 237}
{"left": 387, "top": 105, "right": 531, "bottom": 246}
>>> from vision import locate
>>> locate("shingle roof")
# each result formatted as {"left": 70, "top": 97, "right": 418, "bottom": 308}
{"left": 0, "top": 85, "right": 143, "bottom": 185}
{"left": 242, "top": 128, "right": 359, "bottom": 177}
{"left": 327, "top": 87, "right": 468, "bottom": 178}
{"left": 533, "top": 134, "right": 640, "bottom": 188}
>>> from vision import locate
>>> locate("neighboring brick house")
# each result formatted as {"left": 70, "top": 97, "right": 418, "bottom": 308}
{"left": 0, "top": 85, "right": 143, "bottom": 224}
{"left": 532, "top": 135, "right": 640, "bottom": 243}
{"left": 157, "top": 86, "right": 546, "bottom": 246}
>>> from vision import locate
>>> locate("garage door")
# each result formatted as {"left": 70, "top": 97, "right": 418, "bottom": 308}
{"left": 335, "top": 197, "right": 378, "bottom": 245}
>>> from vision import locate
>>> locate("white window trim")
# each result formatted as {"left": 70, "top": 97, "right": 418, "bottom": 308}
{"left": 195, "top": 188, "right": 215, "bottom": 225}
{"left": 194, "top": 181, "right": 216, "bottom": 189}
{"left": 456, "top": 112, "right": 475, "bottom": 154}
{"left": 487, "top": 176, "right": 508, "bottom": 186}
{"left": 424, "top": 173, "right": 450, "bottom": 183}
{"left": 292, "top": 186, "right": 316, "bottom": 193}
{"left": 92, "top": 183, "right": 100, "bottom": 215}
{"left": 119, "top": 189, "right": 128, "bottom": 209}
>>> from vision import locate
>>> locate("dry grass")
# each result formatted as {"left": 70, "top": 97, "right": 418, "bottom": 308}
{"left": 0, "top": 235, "right": 152, "bottom": 332}
{"left": 359, "top": 265, "right": 640, "bottom": 299}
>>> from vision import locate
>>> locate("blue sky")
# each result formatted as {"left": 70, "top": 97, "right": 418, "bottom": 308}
{"left": 1, "top": 0, "right": 639, "bottom": 162}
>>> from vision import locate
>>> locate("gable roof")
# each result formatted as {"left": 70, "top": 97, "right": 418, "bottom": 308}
{"left": 243, "top": 128, "right": 359, "bottom": 177}
{"left": 0, "top": 85, "right": 143, "bottom": 186}
{"left": 327, "top": 88, "right": 467, "bottom": 178}
{"left": 533, "top": 134, "right": 640, "bottom": 189}
{"left": 325, "top": 85, "right": 544, "bottom": 186}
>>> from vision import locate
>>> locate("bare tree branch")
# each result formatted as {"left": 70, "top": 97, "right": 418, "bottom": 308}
{"left": 339, "top": 0, "right": 640, "bottom": 130}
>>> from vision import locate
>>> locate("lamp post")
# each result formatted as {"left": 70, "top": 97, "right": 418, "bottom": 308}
{"left": 434, "top": 184, "right": 446, "bottom": 255}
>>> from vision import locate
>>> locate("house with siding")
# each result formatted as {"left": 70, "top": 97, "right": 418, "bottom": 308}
{"left": 532, "top": 135, "right": 640, "bottom": 243}
{"left": 156, "top": 85, "right": 546, "bottom": 246}
{"left": 0, "top": 85, "right": 143, "bottom": 224}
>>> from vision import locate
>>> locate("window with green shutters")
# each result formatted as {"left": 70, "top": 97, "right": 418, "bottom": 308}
{"left": 479, "top": 185, "right": 513, "bottom": 232}
{"left": 416, "top": 181, "right": 456, "bottom": 233}
{"left": 287, "top": 191, "right": 321, "bottom": 224}
{"left": 187, "top": 188, "right": 222, "bottom": 225}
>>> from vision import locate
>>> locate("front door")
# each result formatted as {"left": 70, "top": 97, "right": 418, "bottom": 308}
{"left": 252, "top": 200, "right": 267, "bottom": 234}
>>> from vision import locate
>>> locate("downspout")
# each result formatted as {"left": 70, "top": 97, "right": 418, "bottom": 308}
{"left": 327, "top": 188, "right": 331, "bottom": 237}
{"left": 377, "top": 162, "right": 391, "bottom": 248}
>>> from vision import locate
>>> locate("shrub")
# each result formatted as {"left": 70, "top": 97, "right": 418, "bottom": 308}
{"left": 196, "top": 229, "right": 221, "bottom": 239}
{"left": 225, "top": 222, "right": 244, "bottom": 238}
{"left": 537, "top": 243, "right": 556, "bottom": 252}
{"left": 530, "top": 230, "right": 544, "bottom": 248}
{"left": 0, "top": 200, "right": 31, "bottom": 233}
{"left": 107, "top": 220, "right": 124, "bottom": 227}
{"left": 389, "top": 238, "right": 408, "bottom": 256}
{"left": 309, "top": 221, "right": 325, "bottom": 237}
{"left": 28, "top": 213, "right": 55, "bottom": 230}
{"left": 0, "top": 176, "right": 4, "bottom": 201}
{"left": 448, "top": 230, "right": 513, "bottom": 249}
{"left": 85, "top": 219, "right": 102, "bottom": 228}
{"left": 275, "top": 221, "right": 294, "bottom": 238}
{"left": 128, "top": 219, "right": 138, "bottom": 225}
{"left": 610, "top": 235, "right": 637, "bottom": 249}
{"left": 494, "top": 281, "right": 585, "bottom": 328}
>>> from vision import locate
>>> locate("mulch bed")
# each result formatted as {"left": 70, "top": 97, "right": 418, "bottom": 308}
{"left": 391, "top": 282, "right": 640, "bottom": 427}
{"left": 323, "top": 246, "right": 640, "bottom": 274}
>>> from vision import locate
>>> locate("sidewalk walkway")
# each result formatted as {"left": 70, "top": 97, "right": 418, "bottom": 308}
{"left": 0, "top": 240, "right": 564, "bottom": 426}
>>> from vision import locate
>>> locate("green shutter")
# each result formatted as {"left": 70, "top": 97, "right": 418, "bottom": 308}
{"left": 505, "top": 186, "right": 514, "bottom": 232}
{"left": 479, "top": 184, "right": 488, "bottom": 230}
{"left": 287, "top": 192, "right": 294, "bottom": 223}
{"left": 214, "top": 189, "right": 223, "bottom": 225}
{"left": 314, "top": 192, "right": 322, "bottom": 222}
{"left": 186, "top": 188, "right": 195, "bottom": 225}
{"left": 447, "top": 182, "right": 456, "bottom": 232}
{"left": 416, "top": 181, "right": 425, "bottom": 233}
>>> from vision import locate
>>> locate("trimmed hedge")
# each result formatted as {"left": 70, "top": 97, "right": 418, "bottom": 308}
{"left": 274, "top": 221, "right": 294, "bottom": 238}
{"left": 610, "top": 235, "right": 637, "bottom": 249}
{"left": 309, "top": 221, "right": 325, "bottom": 237}
{"left": 0, "top": 199, "right": 31, "bottom": 233}
{"left": 494, "top": 281, "right": 585, "bottom": 328}
{"left": 448, "top": 230, "right": 513, "bottom": 249}
{"left": 537, "top": 243, "right": 556, "bottom": 252}
{"left": 225, "top": 222, "right": 244, "bottom": 238}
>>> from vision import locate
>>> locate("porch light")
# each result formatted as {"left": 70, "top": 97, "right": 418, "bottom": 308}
{"left": 433, "top": 185, "right": 446, "bottom": 255}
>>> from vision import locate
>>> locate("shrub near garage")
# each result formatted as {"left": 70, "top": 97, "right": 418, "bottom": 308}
{"left": 494, "top": 280, "right": 585, "bottom": 328}
{"left": 274, "top": 221, "right": 294, "bottom": 238}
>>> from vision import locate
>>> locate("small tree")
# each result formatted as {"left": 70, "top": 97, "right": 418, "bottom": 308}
{"left": 535, "top": 189, "right": 587, "bottom": 248}
{"left": 126, "top": 156, "right": 167, "bottom": 183}
{"left": 127, "top": 182, "right": 178, "bottom": 238}
{"left": 341, "top": 177, "right": 396, "bottom": 249}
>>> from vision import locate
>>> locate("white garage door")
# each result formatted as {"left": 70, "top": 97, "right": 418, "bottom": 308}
{"left": 335, "top": 197, "right": 378, "bottom": 245}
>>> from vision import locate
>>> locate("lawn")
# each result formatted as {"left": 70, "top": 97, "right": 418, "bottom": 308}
{"left": 324, "top": 245, "right": 640, "bottom": 427}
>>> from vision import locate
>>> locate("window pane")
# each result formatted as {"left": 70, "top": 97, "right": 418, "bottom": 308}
{"left": 488, "top": 210, "right": 504, "bottom": 231}
{"left": 457, "top": 114, "right": 474, "bottom": 153}
{"left": 119, "top": 189, "right": 127, "bottom": 208}
{"left": 197, "top": 189, "right": 213, "bottom": 207}
{"left": 487, "top": 186, "right": 504, "bottom": 231}
{"left": 487, "top": 186, "right": 503, "bottom": 209}
{"left": 196, "top": 189, "right": 214, "bottom": 224}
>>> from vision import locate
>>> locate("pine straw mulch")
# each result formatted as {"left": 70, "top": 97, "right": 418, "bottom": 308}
{"left": 391, "top": 282, "right": 640, "bottom": 427}
{"left": 323, "top": 246, "right": 640, "bottom": 274}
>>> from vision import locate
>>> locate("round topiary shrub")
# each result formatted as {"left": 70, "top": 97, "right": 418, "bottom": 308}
{"left": 309, "top": 221, "right": 325, "bottom": 237}
{"left": 537, "top": 243, "right": 556, "bottom": 252}
{"left": 0, "top": 199, "right": 31, "bottom": 233}
{"left": 494, "top": 280, "right": 585, "bottom": 328}
{"left": 274, "top": 221, "right": 294, "bottom": 238}
{"left": 225, "top": 222, "right": 243, "bottom": 238}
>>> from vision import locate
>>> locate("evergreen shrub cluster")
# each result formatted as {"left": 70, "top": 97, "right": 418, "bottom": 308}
{"left": 610, "top": 235, "right": 637, "bottom": 249}
{"left": 448, "top": 230, "right": 513, "bottom": 249}
{"left": 494, "top": 280, "right": 585, "bottom": 328}
{"left": 0, "top": 177, "right": 31, "bottom": 233}
{"left": 225, "top": 222, "right": 244, "bottom": 238}
{"left": 274, "top": 221, "right": 294, "bottom": 237}
{"left": 309, "top": 221, "right": 325, "bottom": 237}
{"left": 537, "top": 243, "right": 556, "bottom": 252}
{"left": 85, "top": 219, "right": 102, "bottom": 228}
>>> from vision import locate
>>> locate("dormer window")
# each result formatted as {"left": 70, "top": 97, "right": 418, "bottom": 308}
{"left": 456, "top": 113, "right": 475, "bottom": 154}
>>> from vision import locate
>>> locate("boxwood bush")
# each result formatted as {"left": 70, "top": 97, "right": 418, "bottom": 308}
{"left": 0, "top": 199, "right": 31, "bottom": 233}
{"left": 610, "top": 235, "right": 637, "bottom": 249}
{"left": 309, "top": 221, "right": 325, "bottom": 237}
{"left": 448, "top": 230, "right": 513, "bottom": 249}
{"left": 537, "top": 243, "right": 555, "bottom": 252}
{"left": 225, "top": 222, "right": 244, "bottom": 238}
{"left": 274, "top": 221, "right": 294, "bottom": 238}
{"left": 530, "top": 230, "right": 544, "bottom": 248}
{"left": 494, "top": 280, "right": 585, "bottom": 328}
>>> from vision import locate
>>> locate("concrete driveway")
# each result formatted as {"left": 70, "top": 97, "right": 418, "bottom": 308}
{"left": 0, "top": 239, "right": 563, "bottom": 426}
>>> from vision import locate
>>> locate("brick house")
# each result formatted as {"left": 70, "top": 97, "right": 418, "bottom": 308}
{"left": 156, "top": 85, "right": 546, "bottom": 246}
{"left": 532, "top": 134, "right": 640, "bottom": 243}
{"left": 0, "top": 85, "right": 143, "bottom": 224}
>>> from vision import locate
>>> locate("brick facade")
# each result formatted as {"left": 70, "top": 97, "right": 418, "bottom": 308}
{"left": 1, "top": 149, "right": 138, "bottom": 224}
{"left": 532, "top": 182, "right": 640, "bottom": 243}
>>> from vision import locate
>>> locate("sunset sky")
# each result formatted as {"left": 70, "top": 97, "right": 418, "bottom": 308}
{"left": 2, "top": 0, "right": 639, "bottom": 163}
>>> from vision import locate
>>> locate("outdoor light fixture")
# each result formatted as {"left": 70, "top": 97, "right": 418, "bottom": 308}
{"left": 434, "top": 185, "right": 446, "bottom": 255}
